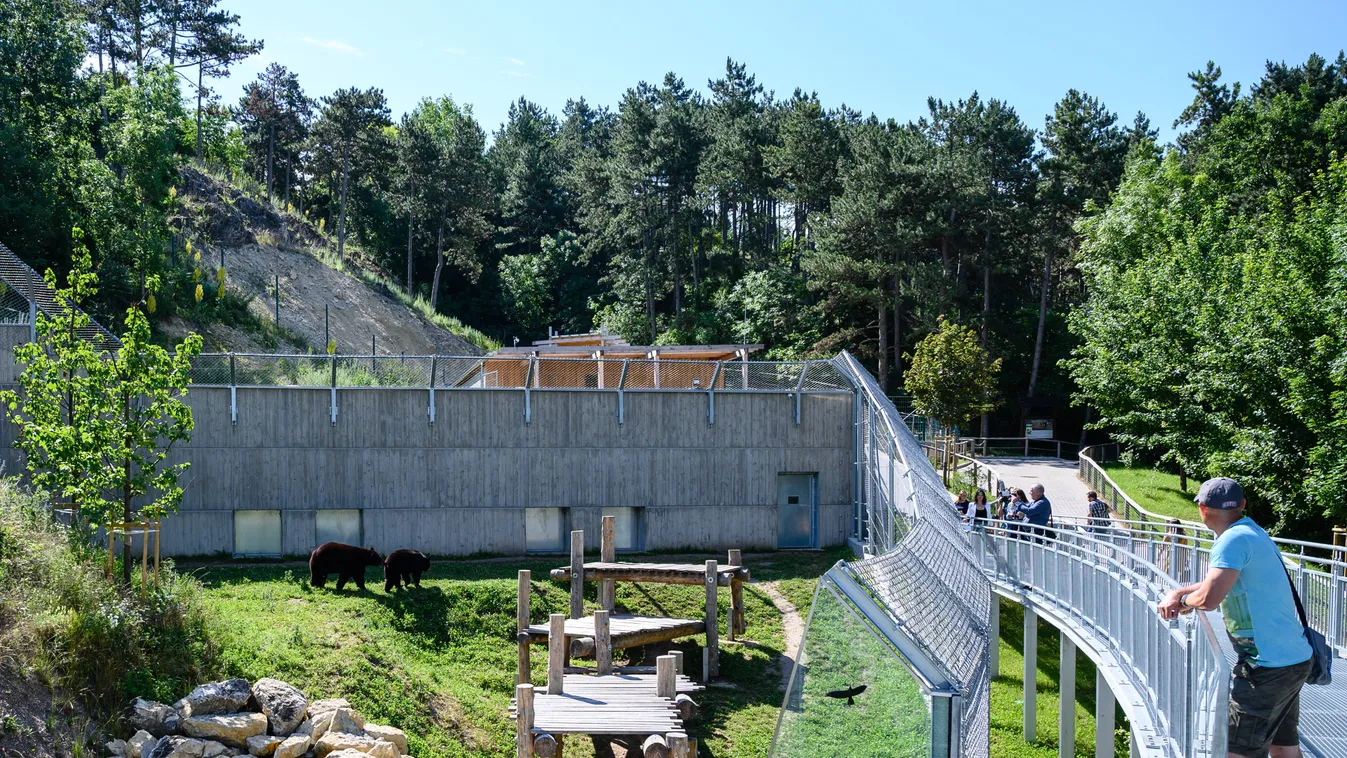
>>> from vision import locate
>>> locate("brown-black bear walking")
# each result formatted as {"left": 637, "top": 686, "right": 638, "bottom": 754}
{"left": 309, "top": 542, "right": 382, "bottom": 590}
{"left": 384, "top": 549, "right": 431, "bottom": 592}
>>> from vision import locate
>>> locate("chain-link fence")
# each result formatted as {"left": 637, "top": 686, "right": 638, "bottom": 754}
{"left": 780, "top": 351, "right": 993, "bottom": 758}
{"left": 188, "top": 353, "right": 853, "bottom": 392}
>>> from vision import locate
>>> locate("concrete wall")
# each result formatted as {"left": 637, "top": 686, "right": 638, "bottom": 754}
{"left": 155, "top": 386, "right": 854, "bottom": 556}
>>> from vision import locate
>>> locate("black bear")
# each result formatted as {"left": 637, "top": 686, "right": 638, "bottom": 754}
{"left": 309, "top": 542, "right": 382, "bottom": 590}
{"left": 383, "top": 549, "right": 431, "bottom": 592}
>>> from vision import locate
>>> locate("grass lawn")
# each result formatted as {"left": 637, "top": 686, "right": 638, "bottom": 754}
{"left": 186, "top": 548, "right": 849, "bottom": 758}
{"left": 1099, "top": 463, "right": 1201, "bottom": 522}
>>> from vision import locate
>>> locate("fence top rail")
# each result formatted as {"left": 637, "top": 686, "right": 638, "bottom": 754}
{"left": 194, "top": 352, "right": 840, "bottom": 365}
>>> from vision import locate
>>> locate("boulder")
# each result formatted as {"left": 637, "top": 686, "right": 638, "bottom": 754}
{"left": 183, "top": 679, "right": 254, "bottom": 716}
{"left": 323, "top": 751, "right": 369, "bottom": 758}
{"left": 128, "top": 730, "right": 157, "bottom": 758}
{"left": 107, "top": 738, "right": 128, "bottom": 757}
{"left": 366, "top": 742, "right": 399, "bottom": 758}
{"left": 327, "top": 709, "right": 364, "bottom": 737}
{"left": 361, "top": 726, "right": 406, "bottom": 755}
{"left": 305, "top": 699, "right": 349, "bottom": 719}
{"left": 143, "top": 737, "right": 206, "bottom": 758}
{"left": 272, "top": 735, "right": 311, "bottom": 758}
{"left": 201, "top": 742, "right": 230, "bottom": 758}
{"left": 181, "top": 713, "right": 268, "bottom": 748}
{"left": 129, "top": 698, "right": 181, "bottom": 736}
{"left": 312, "top": 732, "right": 376, "bottom": 758}
{"left": 245, "top": 734, "right": 281, "bottom": 757}
{"left": 251, "top": 679, "right": 308, "bottom": 736}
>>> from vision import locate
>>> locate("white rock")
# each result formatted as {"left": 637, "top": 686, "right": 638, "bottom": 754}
{"left": 129, "top": 698, "right": 181, "bottom": 736}
{"left": 245, "top": 734, "right": 281, "bottom": 757}
{"left": 272, "top": 735, "right": 311, "bottom": 758}
{"left": 182, "top": 679, "right": 253, "bottom": 716}
{"left": 128, "top": 730, "right": 157, "bottom": 758}
{"left": 201, "top": 741, "right": 230, "bottom": 758}
{"left": 181, "top": 713, "right": 268, "bottom": 748}
{"left": 326, "top": 709, "right": 364, "bottom": 737}
{"left": 304, "top": 699, "right": 349, "bottom": 719}
{"left": 107, "top": 738, "right": 128, "bottom": 757}
{"left": 251, "top": 679, "right": 308, "bottom": 736}
{"left": 312, "top": 732, "right": 376, "bottom": 758}
{"left": 361, "top": 726, "right": 406, "bottom": 755}
{"left": 366, "top": 741, "right": 399, "bottom": 758}
{"left": 143, "top": 736, "right": 206, "bottom": 758}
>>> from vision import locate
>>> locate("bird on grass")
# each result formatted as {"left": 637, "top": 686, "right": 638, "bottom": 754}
{"left": 825, "top": 684, "right": 867, "bottom": 705}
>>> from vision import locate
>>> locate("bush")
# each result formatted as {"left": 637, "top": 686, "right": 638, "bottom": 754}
{"left": 0, "top": 479, "right": 221, "bottom": 727}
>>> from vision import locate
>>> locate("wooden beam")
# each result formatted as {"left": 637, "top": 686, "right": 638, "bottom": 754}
{"left": 549, "top": 564, "right": 748, "bottom": 587}
{"left": 548, "top": 614, "right": 566, "bottom": 695}
{"left": 595, "top": 610, "right": 612, "bottom": 675}
{"left": 600, "top": 516, "right": 616, "bottom": 612}
{"left": 569, "top": 531, "right": 584, "bottom": 619}
{"left": 704, "top": 560, "right": 719, "bottom": 680}
{"left": 517, "top": 570, "right": 531, "bottom": 685}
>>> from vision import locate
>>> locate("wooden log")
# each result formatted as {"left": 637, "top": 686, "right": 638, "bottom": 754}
{"left": 670, "top": 650, "right": 683, "bottom": 675}
{"left": 641, "top": 734, "right": 669, "bottom": 758}
{"left": 570, "top": 531, "right": 585, "bottom": 619}
{"left": 600, "top": 515, "right": 616, "bottom": 612}
{"left": 515, "top": 684, "right": 534, "bottom": 758}
{"left": 673, "top": 694, "right": 698, "bottom": 721}
{"left": 548, "top": 614, "right": 566, "bottom": 695}
{"left": 532, "top": 733, "right": 557, "bottom": 758}
{"left": 595, "top": 609, "right": 613, "bottom": 675}
{"left": 688, "top": 737, "right": 698, "bottom": 757}
{"left": 569, "top": 637, "right": 594, "bottom": 658}
{"left": 667, "top": 732, "right": 689, "bottom": 758}
{"left": 727, "top": 549, "right": 744, "bottom": 638}
{"left": 549, "top": 566, "right": 744, "bottom": 586}
{"left": 517, "top": 570, "right": 531, "bottom": 685}
{"left": 140, "top": 520, "right": 149, "bottom": 595}
{"left": 701, "top": 648, "right": 709, "bottom": 683}
{"left": 153, "top": 519, "right": 160, "bottom": 585}
{"left": 704, "top": 560, "right": 719, "bottom": 680}
{"left": 656, "top": 655, "right": 676, "bottom": 699}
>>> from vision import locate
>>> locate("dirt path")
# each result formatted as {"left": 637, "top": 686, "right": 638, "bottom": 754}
{"left": 757, "top": 581, "right": 804, "bottom": 690}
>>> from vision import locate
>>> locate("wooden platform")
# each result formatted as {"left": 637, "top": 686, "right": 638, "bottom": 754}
{"left": 549, "top": 561, "right": 749, "bottom": 586}
{"left": 524, "top": 614, "right": 705, "bottom": 649}
{"left": 511, "top": 674, "right": 700, "bottom": 736}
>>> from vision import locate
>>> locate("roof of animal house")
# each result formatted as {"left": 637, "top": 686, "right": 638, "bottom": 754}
{"left": 491, "top": 329, "right": 763, "bottom": 362}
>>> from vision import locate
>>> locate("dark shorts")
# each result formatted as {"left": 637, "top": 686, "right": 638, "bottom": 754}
{"left": 1228, "top": 657, "right": 1312, "bottom": 756}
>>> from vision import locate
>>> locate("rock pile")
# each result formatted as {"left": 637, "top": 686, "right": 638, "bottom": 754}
{"left": 107, "top": 678, "right": 412, "bottom": 758}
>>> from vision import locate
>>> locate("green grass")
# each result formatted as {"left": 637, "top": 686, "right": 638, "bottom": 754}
{"left": 187, "top": 549, "right": 847, "bottom": 758}
{"left": 990, "top": 601, "right": 1130, "bottom": 758}
{"left": 1099, "top": 464, "right": 1201, "bottom": 522}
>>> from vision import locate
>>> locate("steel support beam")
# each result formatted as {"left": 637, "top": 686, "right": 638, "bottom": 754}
{"left": 1059, "top": 633, "right": 1076, "bottom": 758}
{"left": 1024, "top": 607, "right": 1037, "bottom": 742}
{"left": 1096, "top": 668, "right": 1115, "bottom": 758}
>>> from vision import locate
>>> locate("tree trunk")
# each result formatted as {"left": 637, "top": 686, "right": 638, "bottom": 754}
{"left": 405, "top": 211, "right": 415, "bottom": 297}
{"left": 940, "top": 208, "right": 957, "bottom": 303}
{"left": 337, "top": 140, "right": 350, "bottom": 260}
{"left": 981, "top": 228, "right": 992, "bottom": 437}
{"left": 284, "top": 150, "right": 292, "bottom": 207}
{"left": 430, "top": 211, "right": 446, "bottom": 309}
{"left": 876, "top": 282, "right": 889, "bottom": 393}
{"left": 195, "top": 64, "right": 203, "bottom": 163}
{"left": 1027, "top": 249, "right": 1052, "bottom": 398}
{"left": 121, "top": 392, "right": 132, "bottom": 586}
{"left": 892, "top": 272, "right": 902, "bottom": 378}
{"left": 266, "top": 124, "right": 275, "bottom": 202}
{"left": 169, "top": 0, "right": 177, "bottom": 66}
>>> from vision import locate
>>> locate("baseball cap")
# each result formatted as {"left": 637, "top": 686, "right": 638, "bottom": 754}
{"left": 1195, "top": 477, "right": 1244, "bottom": 509}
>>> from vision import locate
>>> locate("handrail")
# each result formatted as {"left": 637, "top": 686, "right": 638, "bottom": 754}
{"left": 970, "top": 522, "right": 1229, "bottom": 757}
{"left": 1076, "top": 444, "right": 1204, "bottom": 529}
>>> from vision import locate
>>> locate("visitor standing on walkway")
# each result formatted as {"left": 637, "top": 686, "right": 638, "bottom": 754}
{"left": 1020, "top": 484, "right": 1053, "bottom": 540}
{"left": 1086, "top": 490, "right": 1112, "bottom": 535}
{"left": 1156, "top": 478, "right": 1312, "bottom": 758}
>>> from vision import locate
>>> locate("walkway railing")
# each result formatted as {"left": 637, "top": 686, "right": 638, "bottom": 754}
{"left": 970, "top": 522, "right": 1229, "bottom": 757}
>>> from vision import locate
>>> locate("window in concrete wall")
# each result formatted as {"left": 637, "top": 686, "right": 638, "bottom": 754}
{"left": 601, "top": 506, "right": 643, "bottom": 551}
{"left": 316, "top": 509, "right": 362, "bottom": 547}
{"left": 525, "top": 507, "right": 568, "bottom": 553}
{"left": 234, "top": 510, "right": 281, "bottom": 556}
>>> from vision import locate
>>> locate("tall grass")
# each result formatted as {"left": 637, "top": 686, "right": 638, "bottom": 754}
{"left": 0, "top": 481, "right": 221, "bottom": 727}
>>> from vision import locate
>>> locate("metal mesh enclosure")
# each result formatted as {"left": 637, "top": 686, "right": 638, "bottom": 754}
{"left": 833, "top": 351, "right": 993, "bottom": 757}
{"left": 0, "top": 282, "right": 31, "bottom": 324}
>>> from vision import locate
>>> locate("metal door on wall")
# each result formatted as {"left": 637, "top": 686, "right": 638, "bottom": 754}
{"left": 777, "top": 473, "right": 817, "bottom": 548}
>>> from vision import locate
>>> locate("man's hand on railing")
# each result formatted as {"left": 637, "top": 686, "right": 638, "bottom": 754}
{"left": 1157, "top": 589, "right": 1196, "bottom": 620}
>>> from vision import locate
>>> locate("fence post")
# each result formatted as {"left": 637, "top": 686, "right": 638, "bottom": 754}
{"left": 428, "top": 355, "right": 437, "bottom": 425}
{"left": 617, "top": 359, "right": 629, "bottom": 425}
{"left": 229, "top": 353, "right": 237, "bottom": 424}
{"left": 329, "top": 353, "right": 338, "bottom": 425}
{"left": 793, "top": 362, "right": 806, "bottom": 426}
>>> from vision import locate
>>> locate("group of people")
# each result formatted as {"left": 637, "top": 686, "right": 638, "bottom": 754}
{"left": 951, "top": 484, "right": 1053, "bottom": 535}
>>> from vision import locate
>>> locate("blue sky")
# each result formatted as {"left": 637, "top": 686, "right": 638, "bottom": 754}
{"left": 217, "top": 0, "right": 1346, "bottom": 142}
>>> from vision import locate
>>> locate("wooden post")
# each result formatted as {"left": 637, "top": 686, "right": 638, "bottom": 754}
{"left": 674, "top": 694, "right": 698, "bottom": 721}
{"left": 704, "top": 560, "right": 719, "bottom": 680}
{"left": 153, "top": 519, "right": 160, "bottom": 586}
{"left": 657, "top": 654, "right": 676, "bottom": 699}
{"left": 727, "top": 549, "right": 744, "bottom": 638}
{"left": 532, "top": 734, "right": 557, "bottom": 758}
{"left": 668, "top": 732, "right": 690, "bottom": 758}
{"left": 688, "top": 738, "right": 698, "bottom": 757}
{"left": 595, "top": 609, "right": 612, "bottom": 675}
{"left": 671, "top": 650, "right": 684, "bottom": 675}
{"left": 515, "top": 683, "right": 534, "bottom": 758}
{"left": 569, "top": 530, "right": 584, "bottom": 620}
{"left": 600, "top": 516, "right": 616, "bottom": 612}
{"left": 140, "top": 522, "right": 148, "bottom": 595}
{"left": 517, "top": 570, "right": 532, "bottom": 685}
{"left": 107, "top": 528, "right": 114, "bottom": 576}
{"left": 548, "top": 614, "right": 566, "bottom": 695}
{"left": 641, "top": 734, "right": 669, "bottom": 758}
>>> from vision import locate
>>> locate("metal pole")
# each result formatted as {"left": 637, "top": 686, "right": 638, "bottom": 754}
{"left": 1059, "top": 633, "right": 1076, "bottom": 758}
{"left": 274, "top": 274, "right": 280, "bottom": 324}
{"left": 325, "top": 304, "right": 330, "bottom": 352}
{"left": 1024, "top": 607, "right": 1037, "bottom": 742}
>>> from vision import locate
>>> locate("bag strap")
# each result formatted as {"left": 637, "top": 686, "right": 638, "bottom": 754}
{"left": 1282, "top": 563, "right": 1309, "bottom": 628}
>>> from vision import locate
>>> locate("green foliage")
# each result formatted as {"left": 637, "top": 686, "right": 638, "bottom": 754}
{"left": 904, "top": 317, "right": 1002, "bottom": 430}
{"left": 0, "top": 480, "right": 220, "bottom": 721}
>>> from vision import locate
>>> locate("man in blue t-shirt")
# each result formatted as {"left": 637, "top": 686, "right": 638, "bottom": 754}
{"left": 1157, "top": 477, "right": 1312, "bottom": 758}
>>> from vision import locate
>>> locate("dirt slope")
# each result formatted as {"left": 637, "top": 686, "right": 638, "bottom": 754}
{"left": 166, "top": 168, "right": 482, "bottom": 357}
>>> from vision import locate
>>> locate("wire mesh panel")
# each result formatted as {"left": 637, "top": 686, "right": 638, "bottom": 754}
{"left": 772, "top": 576, "right": 933, "bottom": 758}
{"left": 718, "top": 361, "right": 804, "bottom": 391}
{"left": 0, "top": 283, "right": 31, "bottom": 324}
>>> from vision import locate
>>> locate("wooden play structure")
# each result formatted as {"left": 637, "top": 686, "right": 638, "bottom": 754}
{"left": 106, "top": 519, "right": 162, "bottom": 592}
{"left": 511, "top": 516, "right": 749, "bottom": 757}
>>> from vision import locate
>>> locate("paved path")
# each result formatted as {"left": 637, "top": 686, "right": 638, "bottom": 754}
{"left": 978, "top": 456, "right": 1091, "bottom": 520}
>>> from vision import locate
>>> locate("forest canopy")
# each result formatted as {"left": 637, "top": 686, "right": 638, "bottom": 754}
{"left": 2, "top": 0, "right": 1346, "bottom": 532}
